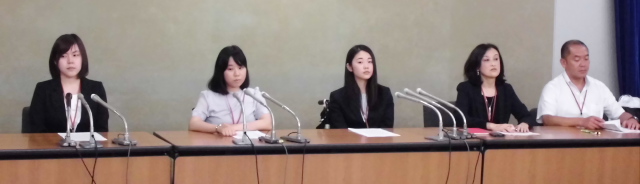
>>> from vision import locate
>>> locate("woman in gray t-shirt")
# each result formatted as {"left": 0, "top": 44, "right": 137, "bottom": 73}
{"left": 189, "top": 45, "right": 272, "bottom": 136}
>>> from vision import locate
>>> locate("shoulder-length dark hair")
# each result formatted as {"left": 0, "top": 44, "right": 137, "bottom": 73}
{"left": 207, "top": 45, "right": 250, "bottom": 95}
{"left": 49, "top": 34, "right": 89, "bottom": 79}
{"left": 463, "top": 43, "right": 506, "bottom": 86}
{"left": 344, "top": 44, "right": 379, "bottom": 107}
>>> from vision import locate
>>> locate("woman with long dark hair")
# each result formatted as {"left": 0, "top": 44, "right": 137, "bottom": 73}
{"left": 326, "top": 45, "right": 394, "bottom": 128}
{"left": 455, "top": 43, "right": 535, "bottom": 132}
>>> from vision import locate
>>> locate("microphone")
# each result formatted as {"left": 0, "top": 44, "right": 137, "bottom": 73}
{"left": 318, "top": 99, "right": 330, "bottom": 129}
{"left": 91, "top": 94, "right": 137, "bottom": 146}
{"left": 317, "top": 99, "right": 329, "bottom": 105}
{"left": 416, "top": 88, "right": 471, "bottom": 139}
{"left": 66, "top": 93, "right": 72, "bottom": 109}
{"left": 404, "top": 89, "right": 461, "bottom": 140}
{"left": 77, "top": 93, "right": 103, "bottom": 148}
{"left": 262, "top": 92, "right": 309, "bottom": 143}
{"left": 395, "top": 92, "right": 445, "bottom": 141}
{"left": 243, "top": 88, "right": 281, "bottom": 144}
{"left": 60, "top": 93, "right": 77, "bottom": 147}
{"left": 232, "top": 92, "right": 251, "bottom": 145}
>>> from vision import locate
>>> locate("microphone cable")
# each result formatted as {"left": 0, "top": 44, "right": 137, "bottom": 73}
{"left": 280, "top": 143, "right": 289, "bottom": 184}
{"left": 91, "top": 135, "right": 99, "bottom": 184}
{"left": 442, "top": 130, "right": 452, "bottom": 184}
{"left": 126, "top": 143, "right": 132, "bottom": 184}
{"left": 75, "top": 146, "right": 96, "bottom": 184}
{"left": 286, "top": 131, "right": 307, "bottom": 184}
{"left": 301, "top": 137, "right": 307, "bottom": 184}
{"left": 471, "top": 146, "right": 481, "bottom": 184}
{"left": 462, "top": 139, "right": 471, "bottom": 184}
{"left": 245, "top": 132, "right": 261, "bottom": 184}
{"left": 116, "top": 133, "right": 133, "bottom": 184}
{"left": 68, "top": 94, "right": 97, "bottom": 183}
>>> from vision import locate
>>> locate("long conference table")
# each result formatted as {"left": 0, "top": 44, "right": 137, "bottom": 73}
{"left": 0, "top": 127, "right": 637, "bottom": 184}
{"left": 155, "top": 128, "right": 483, "bottom": 184}
{"left": 0, "top": 132, "right": 172, "bottom": 183}
{"left": 479, "top": 126, "right": 640, "bottom": 184}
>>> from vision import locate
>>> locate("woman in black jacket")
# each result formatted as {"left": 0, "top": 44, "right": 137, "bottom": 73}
{"left": 327, "top": 45, "right": 394, "bottom": 128}
{"left": 455, "top": 43, "right": 536, "bottom": 132}
{"left": 28, "top": 34, "right": 109, "bottom": 133}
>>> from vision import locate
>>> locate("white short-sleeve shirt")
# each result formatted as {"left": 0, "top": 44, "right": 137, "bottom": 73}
{"left": 191, "top": 88, "right": 269, "bottom": 125}
{"left": 536, "top": 72, "right": 625, "bottom": 123}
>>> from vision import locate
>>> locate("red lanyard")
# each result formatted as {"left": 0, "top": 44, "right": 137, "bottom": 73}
{"left": 566, "top": 82, "right": 588, "bottom": 116}
{"left": 70, "top": 99, "right": 80, "bottom": 132}
{"left": 361, "top": 106, "right": 369, "bottom": 128}
{"left": 66, "top": 83, "right": 81, "bottom": 132}
{"left": 482, "top": 88, "right": 497, "bottom": 122}
{"left": 226, "top": 94, "right": 246, "bottom": 124}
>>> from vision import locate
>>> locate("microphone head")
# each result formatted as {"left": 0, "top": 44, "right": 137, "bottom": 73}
{"left": 242, "top": 88, "right": 257, "bottom": 97}
{"left": 91, "top": 94, "right": 105, "bottom": 103}
{"left": 403, "top": 88, "right": 413, "bottom": 94}
{"left": 65, "top": 93, "right": 72, "bottom": 106}
{"left": 232, "top": 92, "right": 243, "bottom": 101}
{"left": 395, "top": 91, "right": 419, "bottom": 102}
{"left": 317, "top": 99, "right": 328, "bottom": 105}
{"left": 394, "top": 92, "right": 403, "bottom": 97}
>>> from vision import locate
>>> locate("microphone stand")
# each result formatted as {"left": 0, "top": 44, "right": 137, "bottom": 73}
{"left": 232, "top": 92, "right": 251, "bottom": 145}
{"left": 395, "top": 92, "right": 447, "bottom": 141}
{"left": 243, "top": 88, "right": 281, "bottom": 144}
{"left": 91, "top": 94, "right": 137, "bottom": 146}
{"left": 262, "top": 92, "right": 309, "bottom": 143}
{"left": 78, "top": 94, "right": 103, "bottom": 149}
{"left": 417, "top": 88, "right": 471, "bottom": 139}
{"left": 404, "top": 89, "right": 461, "bottom": 140}
{"left": 60, "top": 93, "right": 77, "bottom": 147}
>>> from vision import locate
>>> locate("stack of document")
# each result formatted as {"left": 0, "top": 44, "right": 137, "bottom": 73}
{"left": 232, "top": 131, "right": 267, "bottom": 139}
{"left": 348, "top": 128, "right": 400, "bottom": 137}
{"left": 468, "top": 128, "right": 540, "bottom": 136}
{"left": 603, "top": 120, "right": 640, "bottom": 133}
{"left": 468, "top": 128, "right": 490, "bottom": 134}
{"left": 57, "top": 132, "right": 108, "bottom": 141}
{"left": 497, "top": 132, "right": 540, "bottom": 136}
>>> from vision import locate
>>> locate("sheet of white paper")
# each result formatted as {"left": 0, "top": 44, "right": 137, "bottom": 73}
{"left": 603, "top": 120, "right": 640, "bottom": 133}
{"left": 232, "top": 131, "right": 266, "bottom": 139}
{"left": 58, "top": 132, "right": 107, "bottom": 141}
{"left": 497, "top": 132, "right": 540, "bottom": 136}
{"left": 348, "top": 128, "right": 400, "bottom": 137}
{"left": 472, "top": 133, "right": 490, "bottom": 135}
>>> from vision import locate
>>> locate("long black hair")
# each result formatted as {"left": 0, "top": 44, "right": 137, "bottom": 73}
{"left": 207, "top": 45, "right": 250, "bottom": 95}
{"left": 344, "top": 45, "right": 379, "bottom": 108}
{"left": 462, "top": 43, "right": 506, "bottom": 86}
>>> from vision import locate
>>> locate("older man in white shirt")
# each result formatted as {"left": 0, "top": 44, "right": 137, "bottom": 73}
{"left": 537, "top": 40, "right": 640, "bottom": 130}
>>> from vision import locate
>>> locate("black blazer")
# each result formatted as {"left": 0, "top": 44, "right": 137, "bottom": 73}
{"left": 454, "top": 81, "right": 536, "bottom": 129}
{"left": 28, "top": 78, "right": 109, "bottom": 133}
{"left": 327, "top": 85, "right": 394, "bottom": 128}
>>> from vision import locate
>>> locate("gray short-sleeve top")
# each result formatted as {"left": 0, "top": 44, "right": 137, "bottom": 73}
{"left": 192, "top": 88, "right": 269, "bottom": 125}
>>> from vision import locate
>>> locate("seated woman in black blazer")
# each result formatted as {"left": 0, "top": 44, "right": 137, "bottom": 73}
{"left": 28, "top": 34, "right": 109, "bottom": 133}
{"left": 327, "top": 45, "right": 394, "bottom": 128}
{"left": 455, "top": 43, "right": 535, "bottom": 132}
